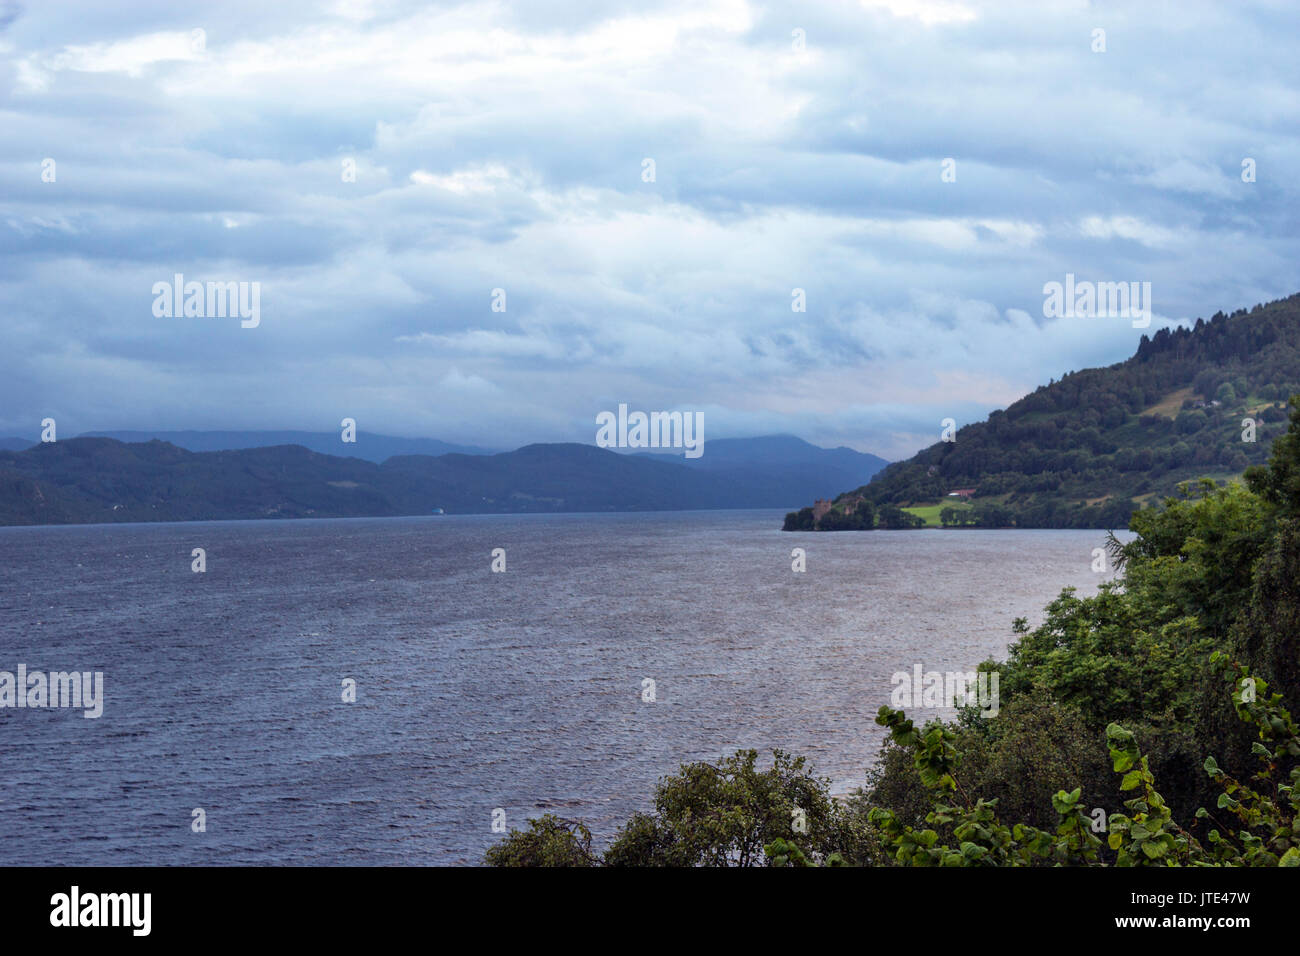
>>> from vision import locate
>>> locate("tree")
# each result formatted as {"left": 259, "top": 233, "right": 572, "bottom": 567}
{"left": 1232, "top": 518, "right": 1300, "bottom": 701}
{"left": 877, "top": 503, "right": 924, "bottom": 529}
{"left": 603, "top": 749, "right": 853, "bottom": 866}
{"left": 972, "top": 502, "right": 1014, "bottom": 527}
{"left": 782, "top": 506, "right": 815, "bottom": 531}
{"left": 484, "top": 815, "right": 599, "bottom": 867}
{"left": 1120, "top": 480, "right": 1271, "bottom": 639}
{"left": 1246, "top": 395, "right": 1300, "bottom": 514}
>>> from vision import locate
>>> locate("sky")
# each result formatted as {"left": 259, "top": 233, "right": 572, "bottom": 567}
{"left": 1, "top": 0, "right": 1298, "bottom": 459}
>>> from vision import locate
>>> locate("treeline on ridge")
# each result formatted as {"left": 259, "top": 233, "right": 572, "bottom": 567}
{"left": 788, "top": 293, "right": 1300, "bottom": 531}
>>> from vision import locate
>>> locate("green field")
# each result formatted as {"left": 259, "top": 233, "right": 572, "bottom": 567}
{"left": 903, "top": 500, "right": 972, "bottom": 527}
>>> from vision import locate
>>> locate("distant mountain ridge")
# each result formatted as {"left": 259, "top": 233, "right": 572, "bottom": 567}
{"left": 77, "top": 430, "right": 497, "bottom": 461}
{"left": 793, "top": 292, "right": 1300, "bottom": 530}
{"left": 633, "top": 434, "right": 889, "bottom": 503}
{"left": 0, "top": 434, "right": 890, "bottom": 526}
{"left": 639, "top": 434, "right": 885, "bottom": 470}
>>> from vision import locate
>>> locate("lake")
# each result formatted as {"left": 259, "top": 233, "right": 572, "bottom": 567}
{"left": 0, "top": 511, "right": 1117, "bottom": 864}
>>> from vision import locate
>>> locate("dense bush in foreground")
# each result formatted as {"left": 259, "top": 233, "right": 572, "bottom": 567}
{"left": 865, "top": 656, "right": 1297, "bottom": 867}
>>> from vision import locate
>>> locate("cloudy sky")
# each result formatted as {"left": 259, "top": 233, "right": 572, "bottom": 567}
{"left": 2, "top": 0, "right": 1297, "bottom": 458}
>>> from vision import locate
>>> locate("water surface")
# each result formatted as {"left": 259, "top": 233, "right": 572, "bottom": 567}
{"left": 0, "top": 511, "right": 1116, "bottom": 864}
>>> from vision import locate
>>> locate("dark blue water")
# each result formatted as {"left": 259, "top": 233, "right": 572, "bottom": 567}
{"left": 0, "top": 512, "right": 1114, "bottom": 864}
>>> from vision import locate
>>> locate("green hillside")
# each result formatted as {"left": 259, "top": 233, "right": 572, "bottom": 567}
{"left": 787, "top": 292, "right": 1300, "bottom": 530}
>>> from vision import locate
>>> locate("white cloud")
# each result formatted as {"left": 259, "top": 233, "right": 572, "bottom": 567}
{"left": 17, "top": 31, "right": 204, "bottom": 89}
{"left": 439, "top": 366, "right": 501, "bottom": 394}
{"left": 1078, "top": 215, "right": 1182, "bottom": 248}
{"left": 859, "top": 0, "right": 978, "bottom": 26}
{"left": 409, "top": 164, "right": 518, "bottom": 195}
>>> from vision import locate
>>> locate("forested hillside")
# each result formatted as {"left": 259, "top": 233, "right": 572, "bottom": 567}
{"left": 807, "top": 293, "right": 1300, "bottom": 529}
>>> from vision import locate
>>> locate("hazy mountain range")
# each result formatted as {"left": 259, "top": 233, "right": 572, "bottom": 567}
{"left": 79, "top": 430, "right": 496, "bottom": 460}
{"left": 0, "top": 433, "right": 889, "bottom": 526}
